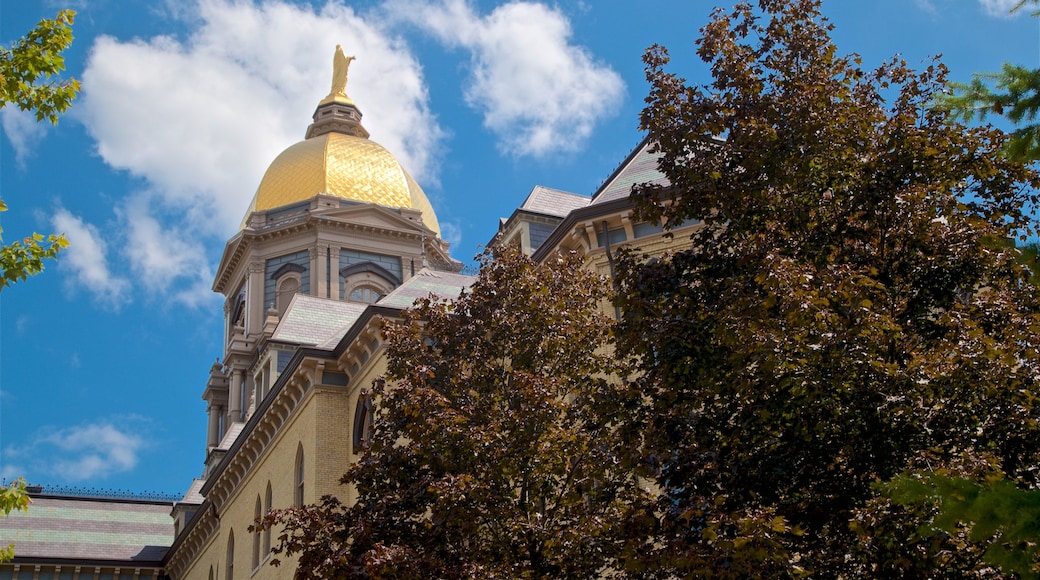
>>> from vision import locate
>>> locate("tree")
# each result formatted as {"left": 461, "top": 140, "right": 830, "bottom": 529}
{"left": 0, "top": 9, "right": 78, "bottom": 290}
{"left": 615, "top": 0, "right": 1040, "bottom": 576}
{"left": 0, "top": 479, "right": 31, "bottom": 563}
{"left": 0, "top": 9, "right": 77, "bottom": 564}
{"left": 260, "top": 248, "right": 647, "bottom": 579}
{"left": 883, "top": 473, "right": 1040, "bottom": 579}
{"left": 938, "top": 0, "right": 1040, "bottom": 161}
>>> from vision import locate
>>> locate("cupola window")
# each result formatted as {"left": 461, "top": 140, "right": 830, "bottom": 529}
{"left": 348, "top": 285, "right": 383, "bottom": 304}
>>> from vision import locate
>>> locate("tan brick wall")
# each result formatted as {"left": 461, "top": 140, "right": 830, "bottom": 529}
{"left": 180, "top": 345, "right": 393, "bottom": 580}
{"left": 180, "top": 379, "right": 337, "bottom": 579}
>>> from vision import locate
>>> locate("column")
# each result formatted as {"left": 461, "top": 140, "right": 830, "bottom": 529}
{"left": 329, "top": 246, "right": 341, "bottom": 300}
{"left": 246, "top": 261, "right": 265, "bottom": 336}
{"left": 312, "top": 246, "right": 327, "bottom": 299}
{"left": 207, "top": 403, "right": 220, "bottom": 447}
{"left": 229, "top": 369, "right": 243, "bottom": 423}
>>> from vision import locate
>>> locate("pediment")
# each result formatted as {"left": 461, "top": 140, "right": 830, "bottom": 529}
{"left": 314, "top": 204, "right": 431, "bottom": 235}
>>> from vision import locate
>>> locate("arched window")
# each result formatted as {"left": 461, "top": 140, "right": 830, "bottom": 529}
{"left": 208, "top": 565, "right": 214, "bottom": 580}
{"left": 348, "top": 285, "right": 383, "bottom": 304}
{"left": 353, "top": 388, "right": 375, "bottom": 454}
{"left": 294, "top": 444, "right": 305, "bottom": 507}
{"left": 252, "top": 496, "right": 261, "bottom": 569}
{"left": 276, "top": 276, "right": 300, "bottom": 315}
{"left": 263, "top": 481, "right": 273, "bottom": 555}
{"left": 226, "top": 530, "right": 235, "bottom": 580}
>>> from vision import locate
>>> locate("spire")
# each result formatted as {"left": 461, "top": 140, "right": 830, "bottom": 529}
{"left": 306, "top": 45, "right": 370, "bottom": 139}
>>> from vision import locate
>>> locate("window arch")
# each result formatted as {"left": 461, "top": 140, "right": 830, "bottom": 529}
{"left": 347, "top": 285, "right": 383, "bottom": 304}
{"left": 263, "top": 481, "right": 273, "bottom": 555}
{"left": 276, "top": 275, "right": 300, "bottom": 315}
{"left": 353, "top": 388, "right": 375, "bottom": 453}
{"left": 226, "top": 530, "right": 235, "bottom": 580}
{"left": 294, "top": 444, "right": 305, "bottom": 507}
{"left": 252, "top": 496, "right": 261, "bottom": 569}
{"left": 340, "top": 261, "right": 398, "bottom": 303}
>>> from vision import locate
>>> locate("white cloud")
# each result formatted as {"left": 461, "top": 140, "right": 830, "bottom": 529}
{"left": 915, "top": 0, "right": 938, "bottom": 15}
{"left": 79, "top": 0, "right": 443, "bottom": 236}
{"left": 51, "top": 208, "right": 131, "bottom": 308}
{"left": 439, "top": 220, "right": 462, "bottom": 252}
{"left": 74, "top": 0, "right": 446, "bottom": 304}
{"left": 385, "top": 0, "right": 624, "bottom": 157}
{"left": 979, "top": 0, "right": 1027, "bottom": 17}
{"left": 118, "top": 196, "right": 215, "bottom": 306}
{"left": 3, "top": 419, "right": 147, "bottom": 482}
{"left": 1, "top": 107, "right": 48, "bottom": 168}
{"left": 71, "top": 0, "right": 620, "bottom": 303}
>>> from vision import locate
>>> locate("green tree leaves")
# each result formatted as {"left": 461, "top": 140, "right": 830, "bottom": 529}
{"left": 937, "top": 0, "right": 1040, "bottom": 162}
{"left": 0, "top": 10, "right": 79, "bottom": 290}
{"left": 0, "top": 479, "right": 31, "bottom": 563}
{"left": 0, "top": 200, "right": 69, "bottom": 291}
{"left": 884, "top": 474, "right": 1040, "bottom": 579}
{"left": 0, "top": 9, "right": 80, "bottom": 124}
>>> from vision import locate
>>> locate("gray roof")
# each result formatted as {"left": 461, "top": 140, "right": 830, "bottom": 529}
{"left": 272, "top": 294, "right": 368, "bottom": 346}
{"left": 0, "top": 495, "right": 174, "bottom": 563}
{"left": 519, "top": 186, "right": 589, "bottom": 217}
{"left": 377, "top": 269, "right": 476, "bottom": 309}
{"left": 179, "top": 479, "right": 205, "bottom": 504}
{"left": 217, "top": 421, "right": 246, "bottom": 449}
{"left": 590, "top": 139, "right": 669, "bottom": 206}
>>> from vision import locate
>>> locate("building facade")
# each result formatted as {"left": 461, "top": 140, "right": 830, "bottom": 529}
{"left": 1, "top": 49, "right": 694, "bottom": 579}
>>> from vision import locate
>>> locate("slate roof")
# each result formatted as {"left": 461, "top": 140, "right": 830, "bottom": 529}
{"left": 377, "top": 269, "right": 477, "bottom": 309}
{"left": 0, "top": 495, "right": 174, "bottom": 564}
{"left": 519, "top": 186, "right": 589, "bottom": 217}
{"left": 272, "top": 294, "right": 368, "bottom": 346}
{"left": 179, "top": 479, "right": 205, "bottom": 504}
{"left": 217, "top": 422, "right": 246, "bottom": 449}
{"left": 590, "top": 139, "right": 669, "bottom": 206}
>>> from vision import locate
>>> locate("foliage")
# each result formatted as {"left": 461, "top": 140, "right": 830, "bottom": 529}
{"left": 937, "top": 0, "right": 1040, "bottom": 161}
{"left": 0, "top": 10, "right": 78, "bottom": 291}
{"left": 260, "top": 248, "right": 646, "bottom": 579}
{"left": 0, "top": 479, "right": 31, "bottom": 563}
{"left": 883, "top": 473, "right": 1040, "bottom": 578}
{"left": 0, "top": 200, "right": 69, "bottom": 291}
{"left": 0, "top": 11, "right": 76, "bottom": 562}
{"left": 0, "top": 9, "right": 80, "bottom": 124}
{"left": 615, "top": 0, "right": 1040, "bottom": 576}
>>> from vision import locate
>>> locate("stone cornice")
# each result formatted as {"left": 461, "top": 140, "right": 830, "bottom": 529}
{"left": 164, "top": 501, "right": 219, "bottom": 578}
{"left": 214, "top": 206, "right": 439, "bottom": 294}
{"left": 200, "top": 360, "right": 318, "bottom": 508}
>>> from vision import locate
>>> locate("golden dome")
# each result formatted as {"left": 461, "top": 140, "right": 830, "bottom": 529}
{"left": 241, "top": 131, "right": 440, "bottom": 235}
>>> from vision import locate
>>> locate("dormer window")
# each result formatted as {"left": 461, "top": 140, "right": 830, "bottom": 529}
{"left": 340, "top": 260, "right": 399, "bottom": 303}
{"left": 276, "top": 275, "right": 300, "bottom": 314}
{"left": 348, "top": 285, "right": 383, "bottom": 304}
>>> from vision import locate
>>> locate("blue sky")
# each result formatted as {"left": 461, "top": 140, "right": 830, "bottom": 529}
{"left": 0, "top": 0, "right": 1036, "bottom": 495}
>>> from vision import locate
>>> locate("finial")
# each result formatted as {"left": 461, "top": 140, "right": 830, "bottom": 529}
{"left": 323, "top": 45, "right": 356, "bottom": 104}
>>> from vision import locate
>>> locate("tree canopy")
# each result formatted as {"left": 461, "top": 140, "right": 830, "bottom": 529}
{"left": 258, "top": 1, "right": 1040, "bottom": 576}
{"left": 261, "top": 248, "right": 646, "bottom": 579}
{"left": 0, "top": 9, "right": 78, "bottom": 290}
{"left": 615, "top": 0, "right": 1040, "bottom": 576}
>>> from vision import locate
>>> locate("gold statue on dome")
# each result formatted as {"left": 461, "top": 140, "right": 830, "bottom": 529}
{"left": 328, "top": 45, "right": 356, "bottom": 99}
